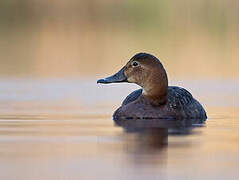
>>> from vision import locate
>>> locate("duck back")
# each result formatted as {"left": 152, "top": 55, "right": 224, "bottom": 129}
{"left": 114, "top": 86, "right": 207, "bottom": 120}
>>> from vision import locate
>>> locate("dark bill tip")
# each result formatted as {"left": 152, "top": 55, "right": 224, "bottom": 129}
{"left": 97, "top": 78, "right": 111, "bottom": 84}
{"left": 97, "top": 66, "right": 127, "bottom": 84}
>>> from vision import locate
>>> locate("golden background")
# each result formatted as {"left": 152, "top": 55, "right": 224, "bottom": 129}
{"left": 1, "top": 0, "right": 238, "bottom": 79}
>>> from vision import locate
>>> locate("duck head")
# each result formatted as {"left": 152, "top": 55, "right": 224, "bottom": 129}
{"left": 97, "top": 53, "right": 168, "bottom": 105}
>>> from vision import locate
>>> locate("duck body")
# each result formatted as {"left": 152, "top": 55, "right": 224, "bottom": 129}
{"left": 97, "top": 53, "right": 207, "bottom": 120}
{"left": 114, "top": 87, "right": 207, "bottom": 119}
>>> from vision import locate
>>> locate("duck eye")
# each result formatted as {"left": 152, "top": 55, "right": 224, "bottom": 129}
{"left": 132, "top": 61, "right": 139, "bottom": 67}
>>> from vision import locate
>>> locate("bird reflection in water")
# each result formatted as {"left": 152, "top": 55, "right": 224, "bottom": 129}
{"left": 114, "top": 118, "right": 205, "bottom": 168}
{"left": 114, "top": 118, "right": 206, "bottom": 150}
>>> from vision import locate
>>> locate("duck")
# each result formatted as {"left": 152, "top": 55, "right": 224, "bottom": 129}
{"left": 97, "top": 53, "right": 207, "bottom": 120}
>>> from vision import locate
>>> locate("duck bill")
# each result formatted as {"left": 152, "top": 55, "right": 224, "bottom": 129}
{"left": 97, "top": 66, "right": 128, "bottom": 84}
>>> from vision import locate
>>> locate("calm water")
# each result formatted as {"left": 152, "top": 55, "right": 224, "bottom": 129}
{"left": 0, "top": 78, "right": 239, "bottom": 180}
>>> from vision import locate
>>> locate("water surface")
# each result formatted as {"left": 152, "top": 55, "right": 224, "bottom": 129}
{"left": 0, "top": 79, "right": 239, "bottom": 180}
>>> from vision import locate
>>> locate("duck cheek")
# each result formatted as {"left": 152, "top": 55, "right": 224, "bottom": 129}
{"left": 124, "top": 69, "right": 136, "bottom": 83}
{"left": 127, "top": 76, "right": 137, "bottom": 83}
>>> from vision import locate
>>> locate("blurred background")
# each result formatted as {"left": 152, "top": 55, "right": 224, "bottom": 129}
{"left": 1, "top": 0, "right": 239, "bottom": 79}
{"left": 1, "top": 1, "right": 239, "bottom": 180}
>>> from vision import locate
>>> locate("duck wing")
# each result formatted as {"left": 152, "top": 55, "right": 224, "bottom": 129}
{"left": 122, "top": 86, "right": 193, "bottom": 107}
{"left": 122, "top": 89, "right": 143, "bottom": 105}
{"left": 167, "top": 86, "right": 194, "bottom": 108}
{"left": 167, "top": 86, "right": 207, "bottom": 119}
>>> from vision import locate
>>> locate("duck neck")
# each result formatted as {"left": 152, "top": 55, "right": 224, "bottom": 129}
{"left": 142, "top": 71, "right": 168, "bottom": 106}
